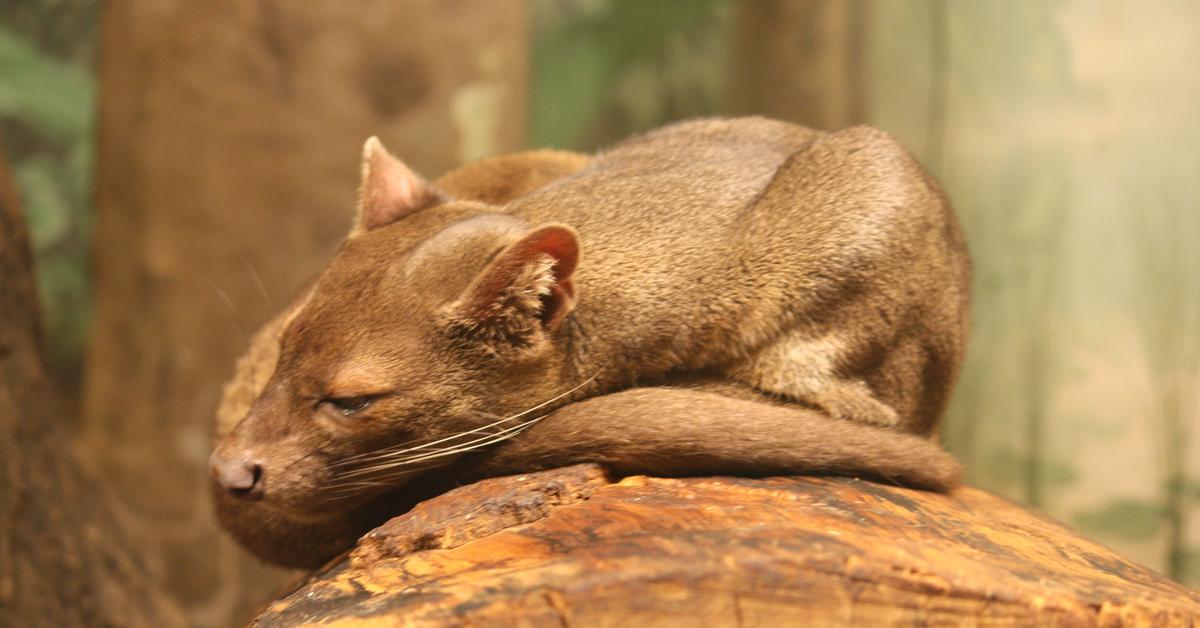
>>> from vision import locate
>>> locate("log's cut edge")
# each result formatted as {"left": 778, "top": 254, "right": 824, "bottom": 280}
{"left": 254, "top": 466, "right": 1200, "bottom": 627}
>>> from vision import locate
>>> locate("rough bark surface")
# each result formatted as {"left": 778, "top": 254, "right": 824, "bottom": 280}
{"left": 84, "top": 2, "right": 528, "bottom": 624}
{"left": 0, "top": 154, "right": 182, "bottom": 626}
{"left": 729, "top": 0, "right": 867, "bottom": 130}
{"left": 257, "top": 465, "right": 1200, "bottom": 627}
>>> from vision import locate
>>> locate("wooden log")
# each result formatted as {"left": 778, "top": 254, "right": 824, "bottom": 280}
{"left": 256, "top": 465, "right": 1200, "bottom": 626}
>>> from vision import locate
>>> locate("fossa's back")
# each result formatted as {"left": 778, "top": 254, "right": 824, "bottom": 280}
{"left": 509, "top": 118, "right": 970, "bottom": 434}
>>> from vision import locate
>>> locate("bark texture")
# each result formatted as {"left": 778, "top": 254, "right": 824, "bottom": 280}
{"left": 258, "top": 465, "right": 1200, "bottom": 627}
{"left": 83, "top": 2, "right": 528, "bottom": 624}
{"left": 0, "top": 153, "right": 182, "bottom": 626}
{"left": 729, "top": 0, "right": 867, "bottom": 130}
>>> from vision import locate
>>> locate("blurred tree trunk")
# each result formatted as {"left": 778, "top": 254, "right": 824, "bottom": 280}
{"left": 728, "top": 0, "right": 867, "bottom": 130}
{"left": 0, "top": 153, "right": 182, "bottom": 626}
{"left": 82, "top": 2, "right": 528, "bottom": 625}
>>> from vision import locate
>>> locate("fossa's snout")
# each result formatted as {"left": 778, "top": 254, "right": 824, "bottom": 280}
{"left": 209, "top": 449, "right": 264, "bottom": 501}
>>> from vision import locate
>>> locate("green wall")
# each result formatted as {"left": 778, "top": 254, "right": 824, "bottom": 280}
{"left": 868, "top": 0, "right": 1200, "bottom": 582}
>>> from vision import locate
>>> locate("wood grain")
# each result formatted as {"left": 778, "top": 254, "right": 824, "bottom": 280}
{"left": 256, "top": 465, "right": 1200, "bottom": 626}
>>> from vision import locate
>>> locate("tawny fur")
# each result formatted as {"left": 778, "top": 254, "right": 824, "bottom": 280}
{"left": 213, "top": 149, "right": 592, "bottom": 437}
{"left": 462, "top": 383, "right": 961, "bottom": 490}
{"left": 212, "top": 119, "right": 970, "bottom": 568}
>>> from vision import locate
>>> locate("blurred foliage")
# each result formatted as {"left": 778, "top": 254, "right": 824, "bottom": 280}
{"left": 983, "top": 445, "right": 1078, "bottom": 497}
{"left": 1186, "top": 549, "right": 1200, "bottom": 585}
{"left": 533, "top": 0, "right": 731, "bottom": 149}
{"left": 1130, "top": 165, "right": 1200, "bottom": 581}
{"left": 1075, "top": 499, "right": 1165, "bottom": 542}
{"left": 0, "top": 0, "right": 96, "bottom": 375}
{"left": 0, "top": 29, "right": 91, "bottom": 136}
{"left": 867, "top": 0, "right": 1199, "bottom": 584}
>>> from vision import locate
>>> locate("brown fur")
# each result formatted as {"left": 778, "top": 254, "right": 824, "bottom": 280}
{"left": 212, "top": 119, "right": 970, "bottom": 568}
{"left": 461, "top": 382, "right": 961, "bottom": 488}
{"left": 211, "top": 149, "right": 594, "bottom": 565}
{"left": 212, "top": 149, "right": 591, "bottom": 438}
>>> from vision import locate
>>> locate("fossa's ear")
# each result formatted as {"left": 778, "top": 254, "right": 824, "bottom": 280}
{"left": 353, "top": 137, "right": 447, "bottom": 235}
{"left": 449, "top": 224, "right": 579, "bottom": 347}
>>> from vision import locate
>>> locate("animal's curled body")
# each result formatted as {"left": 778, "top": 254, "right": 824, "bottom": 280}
{"left": 212, "top": 118, "right": 971, "bottom": 567}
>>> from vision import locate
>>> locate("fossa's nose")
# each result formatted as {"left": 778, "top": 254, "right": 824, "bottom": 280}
{"left": 209, "top": 450, "right": 264, "bottom": 500}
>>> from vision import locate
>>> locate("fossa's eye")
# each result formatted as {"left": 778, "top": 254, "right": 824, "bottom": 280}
{"left": 325, "top": 395, "right": 374, "bottom": 416}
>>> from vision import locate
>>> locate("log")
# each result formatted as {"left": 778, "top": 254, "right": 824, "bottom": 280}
{"left": 255, "top": 465, "right": 1200, "bottom": 626}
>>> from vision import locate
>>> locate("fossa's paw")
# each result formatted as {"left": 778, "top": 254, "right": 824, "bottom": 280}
{"left": 809, "top": 380, "right": 900, "bottom": 428}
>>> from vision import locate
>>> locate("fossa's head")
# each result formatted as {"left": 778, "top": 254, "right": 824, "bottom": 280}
{"left": 210, "top": 138, "right": 579, "bottom": 517}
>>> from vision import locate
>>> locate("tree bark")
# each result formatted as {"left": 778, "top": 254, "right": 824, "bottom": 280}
{"left": 728, "top": 0, "right": 867, "bottom": 130}
{"left": 0, "top": 152, "right": 182, "bottom": 626}
{"left": 257, "top": 465, "right": 1200, "bottom": 626}
{"left": 83, "top": 2, "right": 528, "bottom": 624}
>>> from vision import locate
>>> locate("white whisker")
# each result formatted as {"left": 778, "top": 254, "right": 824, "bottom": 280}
{"left": 329, "top": 410, "right": 501, "bottom": 469}
{"left": 322, "top": 374, "right": 599, "bottom": 502}
{"left": 322, "top": 466, "right": 435, "bottom": 499}
{"left": 335, "top": 412, "right": 546, "bottom": 480}
{"left": 330, "top": 375, "right": 597, "bottom": 469}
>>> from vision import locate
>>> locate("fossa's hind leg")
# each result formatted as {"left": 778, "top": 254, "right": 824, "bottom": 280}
{"left": 728, "top": 331, "right": 900, "bottom": 428}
